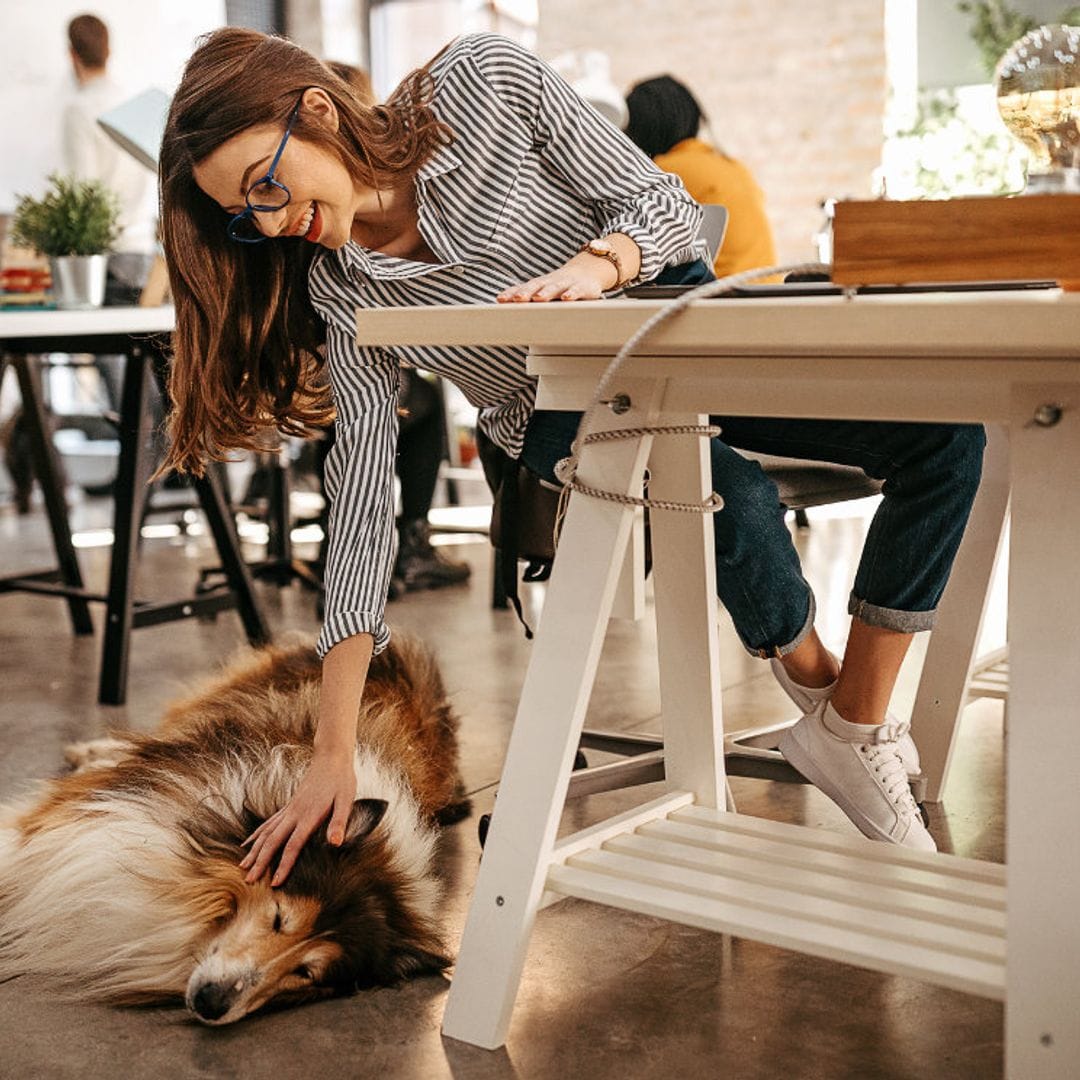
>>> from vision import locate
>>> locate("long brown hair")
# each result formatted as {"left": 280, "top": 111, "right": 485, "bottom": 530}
{"left": 159, "top": 28, "right": 452, "bottom": 474}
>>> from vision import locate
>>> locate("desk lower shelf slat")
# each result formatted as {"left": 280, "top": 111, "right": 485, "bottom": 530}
{"left": 969, "top": 646, "right": 1011, "bottom": 703}
{"left": 546, "top": 801, "right": 1006, "bottom": 1002}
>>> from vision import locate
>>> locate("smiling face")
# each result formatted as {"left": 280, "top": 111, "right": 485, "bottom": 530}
{"left": 191, "top": 90, "right": 377, "bottom": 249}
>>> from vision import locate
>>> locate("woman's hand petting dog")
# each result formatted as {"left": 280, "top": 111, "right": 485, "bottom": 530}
{"left": 241, "top": 747, "right": 358, "bottom": 886}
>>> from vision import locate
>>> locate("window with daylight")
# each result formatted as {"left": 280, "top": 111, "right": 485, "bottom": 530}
{"left": 368, "top": 0, "right": 537, "bottom": 98}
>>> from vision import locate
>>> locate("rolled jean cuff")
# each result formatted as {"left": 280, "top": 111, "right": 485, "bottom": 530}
{"left": 744, "top": 591, "right": 817, "bottom": 659}
{"left": 847, "top": 594, "right": 936, "bottom": 634}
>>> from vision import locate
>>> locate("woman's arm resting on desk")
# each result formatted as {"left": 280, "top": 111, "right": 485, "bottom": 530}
{"left": 240, "top": 632, "right": 374, "bottom": 886}
{"left": 466, "top": 35, "right": 701, "bottom": 284}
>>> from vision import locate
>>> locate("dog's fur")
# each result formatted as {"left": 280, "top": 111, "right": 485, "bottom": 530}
{"left": 0, "top": 634, "right": 469, "bottom": 1025}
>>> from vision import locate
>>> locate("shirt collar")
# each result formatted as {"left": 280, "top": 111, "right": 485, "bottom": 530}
{"left": 415, "top": 142, "right": 462, "bottom": 183}
{"left": 330, "top": 142, "right": 462, "bottom": 278}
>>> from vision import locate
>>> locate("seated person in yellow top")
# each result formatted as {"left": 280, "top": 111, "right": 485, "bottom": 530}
{"left": 625, "top": 75, "right": 776, "bottom": 278}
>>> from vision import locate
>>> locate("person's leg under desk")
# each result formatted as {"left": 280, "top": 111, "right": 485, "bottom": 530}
{"left": 708, "top": 417, "right": 985, "bottom": 847}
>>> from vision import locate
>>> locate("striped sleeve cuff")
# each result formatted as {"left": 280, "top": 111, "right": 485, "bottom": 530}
{"left": 315, "top": 610, "right": 391, "bottom": 660}
{"left": 604, "top": 221, "right": 661, "bottom": 283}
{"left": 603, "top": 220, "right": 704, "bottom": 284}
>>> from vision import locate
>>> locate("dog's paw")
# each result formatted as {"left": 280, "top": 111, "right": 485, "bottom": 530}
{"left": 63, "top": 736, "right": 134, "bottom": 773}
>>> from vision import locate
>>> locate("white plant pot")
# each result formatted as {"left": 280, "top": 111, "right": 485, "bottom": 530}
{"left": 50, "top": 254, "right": 108, "bottom": 310}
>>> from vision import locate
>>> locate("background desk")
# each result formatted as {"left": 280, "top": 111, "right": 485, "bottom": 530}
{"left": 0, "top": 307, "right": 270, "bottom": 704}
{"left": 357, "top": 289, "right": 1080, "bottom": 1078}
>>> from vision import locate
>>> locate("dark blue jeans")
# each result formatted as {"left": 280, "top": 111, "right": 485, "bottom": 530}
{"left": 518, "top": 264, "right": 986, "bottom": 656}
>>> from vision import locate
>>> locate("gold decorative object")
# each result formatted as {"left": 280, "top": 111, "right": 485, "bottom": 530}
{"left": 996, "top": 24, "right": 1080, "bottom": 193}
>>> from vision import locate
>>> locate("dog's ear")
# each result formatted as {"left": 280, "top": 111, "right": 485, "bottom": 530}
{"left": 392, "top": 942, "right": 451, "bottom": 980}
{"left": 340, "top": 798, "right": 389, "bottom": 845}
{"left": 240, "top": 804, "right": 266, "bottom": 836}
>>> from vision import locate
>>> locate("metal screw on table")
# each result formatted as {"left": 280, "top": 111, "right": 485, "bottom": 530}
{"left": 601, "top": 393, "right": 632, "bottom": 414}
{"left": 1031, "top": 404, "right": 1063, "bottom": 427}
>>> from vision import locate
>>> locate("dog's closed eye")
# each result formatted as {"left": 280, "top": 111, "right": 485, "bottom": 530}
{"left": 272, "top": 908, "right": 283, "bottom": 933}
{"left": 213, "top": 894, "right": 238, "bottom": 925}
{"left": 292, "top": 965, "right": 313, "bottom": 981}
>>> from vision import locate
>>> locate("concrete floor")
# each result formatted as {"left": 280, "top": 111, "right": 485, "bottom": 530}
{"left": 0, "top": 490, "right": 1005, "bottom": 1079}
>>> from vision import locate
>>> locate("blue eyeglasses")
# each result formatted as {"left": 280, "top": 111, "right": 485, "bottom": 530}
{"left": 226, "top": 94, "right": 304, "bottom": 244}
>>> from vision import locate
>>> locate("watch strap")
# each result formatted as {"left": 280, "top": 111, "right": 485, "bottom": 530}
{"left": 579, "top": 240, "right": 632, "bottom": 290}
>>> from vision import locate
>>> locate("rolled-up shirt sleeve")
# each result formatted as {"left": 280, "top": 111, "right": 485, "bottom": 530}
{"left": 315, "top": 318, "right": 401, "bottom": 659}
{"left": 466, "top": 34, "right": 704, "bottom": 281}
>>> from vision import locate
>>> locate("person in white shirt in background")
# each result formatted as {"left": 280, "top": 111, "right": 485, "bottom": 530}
{"left": 62, "top": 12, "right": 157, "bottom": 300}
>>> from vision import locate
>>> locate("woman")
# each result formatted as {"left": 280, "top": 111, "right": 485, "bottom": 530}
{"left": 625, "top": 74, "right": 776, "bottom": 278}
{"left": 160, "top": 29, "right": 983, "bottom": 883}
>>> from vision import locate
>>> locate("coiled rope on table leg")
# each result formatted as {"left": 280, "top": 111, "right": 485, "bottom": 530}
{"left": 549, "top": 261, "right": 830, "bottom": 544}
{"left": 568, "top": 425, "right": 724, "bottom": 512}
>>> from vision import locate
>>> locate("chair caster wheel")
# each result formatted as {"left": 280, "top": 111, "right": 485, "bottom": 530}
{"left": 479, "top": 751, "right": 588, "bottom": 852}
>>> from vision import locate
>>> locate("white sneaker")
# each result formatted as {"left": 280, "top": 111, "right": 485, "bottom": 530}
{"left": 778, "top": 701, "right": 937, "bottom": 852}
{"left": 770, "top": 656, "right": 922, "bottom": 778}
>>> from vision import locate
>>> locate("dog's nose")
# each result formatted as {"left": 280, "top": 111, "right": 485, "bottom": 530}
{"left": 191, "top": 981, "right": 238, "bottom": 1021}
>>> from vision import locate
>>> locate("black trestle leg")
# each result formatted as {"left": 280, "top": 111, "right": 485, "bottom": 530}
{"left": 98, "top": 345, "right": 153, "bottom": 704}
{"left": 11, "top": 353, "right": 94, "bottom": 635}
{"left": 149, "top": 347, "right": 270, "bottom": 648}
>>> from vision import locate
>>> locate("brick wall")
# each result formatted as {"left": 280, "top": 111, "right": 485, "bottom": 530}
{"left": 538, "top": 0, "right": 887, "bottom": 264}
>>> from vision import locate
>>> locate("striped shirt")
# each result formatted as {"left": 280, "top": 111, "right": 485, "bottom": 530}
{"left": 309, "top": 32, "right": 703, "bottom": 658}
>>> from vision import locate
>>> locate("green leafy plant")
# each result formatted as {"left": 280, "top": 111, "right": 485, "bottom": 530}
{"left": 885, "top": 88, "right": 1027, "bottom": 198}
{"left": 10, "top": 173, "right": 121, "bottom": 257}
{"left": 957, "top": 0, "right": 1080, "bottom": 76}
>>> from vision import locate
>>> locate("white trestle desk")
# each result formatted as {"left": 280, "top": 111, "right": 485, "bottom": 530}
{"left": 355, "top": 290, "right": 1080, "bottom": 1078}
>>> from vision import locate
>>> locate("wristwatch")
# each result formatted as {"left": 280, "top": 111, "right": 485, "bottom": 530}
{"left": 579, "top": 238, "right": 633, "bottom": 290}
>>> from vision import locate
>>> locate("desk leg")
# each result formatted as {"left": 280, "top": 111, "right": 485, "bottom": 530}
{"left": 99, "top": 347, "right": 153, "bottom": 705}
{"left": 912, "top": 425, "right": 1010, "bottom": 803}
{"left": 10, "top": 353, "right": 94, "bottom": 636}
{"left": 647, "top": 412, "right": 726, "bottom": 808}
{"left": 148, "top": 351, "right": 270, "bottom": 647}
{"left": 191, "top": 467, "right": 271, "bottom": 645}
{"left": 442, "top": 381, "right": 665, "bottom": 1049}
{"left": 1005, "top": 385, "right": 1080, "bottom": 1078}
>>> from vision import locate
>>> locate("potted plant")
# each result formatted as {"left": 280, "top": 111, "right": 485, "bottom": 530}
{"left": 10, "top": 173, "right": 121, "bottom": 309}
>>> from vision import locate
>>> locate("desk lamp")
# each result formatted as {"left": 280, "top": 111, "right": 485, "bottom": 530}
{"left": 97, "top": 88, "right": 171, "bottom": 305}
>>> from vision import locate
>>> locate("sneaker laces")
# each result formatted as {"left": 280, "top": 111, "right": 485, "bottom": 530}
{"left": 859, "top": 722, "right": 918, "bottom": 813}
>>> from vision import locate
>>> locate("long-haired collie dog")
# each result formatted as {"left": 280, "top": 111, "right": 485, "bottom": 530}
{"left": 0, "top": 634, "right": 470, "bottom": 1025}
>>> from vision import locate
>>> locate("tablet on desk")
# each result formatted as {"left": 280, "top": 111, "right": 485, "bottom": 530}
{"left": 623, "top": 279, "right": 1058, "bottom": 299}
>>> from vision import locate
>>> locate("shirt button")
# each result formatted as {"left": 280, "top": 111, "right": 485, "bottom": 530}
{"left": 452, "top": 265, "right": 465, "bottom": 275}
